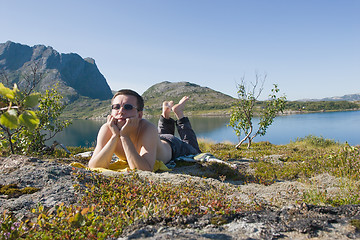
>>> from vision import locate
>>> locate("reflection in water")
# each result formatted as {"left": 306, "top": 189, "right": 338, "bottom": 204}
{"left": 47, "top": 119, "right": 105, "bottom": 148}
{"left": 52, "top": 117, "right": 232, "bottom": 147}
{"left": 50, "top": 111, "right": 360, "bottom": 147}
{"left": 189, "top": 117, "right": 230, "bottom": 134}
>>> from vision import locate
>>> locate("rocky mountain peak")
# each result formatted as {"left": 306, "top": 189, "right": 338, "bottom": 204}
{"left": 84, "top": 57, "right": 95, "bottom": 64}
{"left": 0, "top": 41, "right": 113, "bottom": 101}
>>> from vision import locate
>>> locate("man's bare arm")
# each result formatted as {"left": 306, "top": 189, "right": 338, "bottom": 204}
{"left": 88, "top": 116, "right": 120, "bottom": 168}
{"left": 120, "top": 119, "right": 157, "bottom": 171}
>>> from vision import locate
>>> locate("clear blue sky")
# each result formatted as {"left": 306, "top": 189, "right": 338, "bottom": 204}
{"left": 1, "top": 0, "right": 359, "bottom": 100}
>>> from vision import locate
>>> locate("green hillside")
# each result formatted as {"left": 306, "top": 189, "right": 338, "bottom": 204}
{"left": 142, "top": 81, "right": 236, "bottom": 116}
{"left": 285, "top": 100, "right": 360, "bottom": 112}
{"left": 61, "top": 96, "right": 111, "bottom": 119}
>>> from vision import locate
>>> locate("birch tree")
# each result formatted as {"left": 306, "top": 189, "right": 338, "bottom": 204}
{"left": 229, "top": 74, "right": 286, "bottom": 149}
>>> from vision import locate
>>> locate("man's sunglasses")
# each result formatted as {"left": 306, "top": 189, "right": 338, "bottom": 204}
{"left": 111, "top": 104, "right": 138, "bottom": 111}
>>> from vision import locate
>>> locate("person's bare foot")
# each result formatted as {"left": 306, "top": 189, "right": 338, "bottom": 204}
{"left": 162, "top": 101, "right": 173, "bottom": 119}
{"left": 172, "top": 96, "right": 189, "bottom": 120}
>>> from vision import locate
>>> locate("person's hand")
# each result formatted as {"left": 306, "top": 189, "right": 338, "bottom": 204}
{"left": 107, "top": 115, "right": 121, "bottom": 137}
{"left": 120, "top": 118, "right": 140, "bottom": 137}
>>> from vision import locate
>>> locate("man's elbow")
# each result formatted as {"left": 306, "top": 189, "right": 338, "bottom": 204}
{"left": 144, "top": 166, "right": 154, "bottom": 172}
{"left": 88, "top": 159, "right": 107, "bottom": 169}
{"left": 88, "top": 161, "right": 96, "bottom": 168}
{"left": 88, "top": 161, "right": 97, "bottom": 168}
{"left": 132, "top": 166, "right": 153, "bottom": 172}
{"left": 133, "top": 162, "right": 154, "bottom": 172}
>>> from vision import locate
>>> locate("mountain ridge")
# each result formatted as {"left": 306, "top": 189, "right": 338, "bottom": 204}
{"left": 0, "top": 41, "right": 113, "bottom": 101}
{"left": 1, "top": 41, "right": 359, "bottom": 119}
{"left": 297, "top": 93, "right": 360, "bottom": 102}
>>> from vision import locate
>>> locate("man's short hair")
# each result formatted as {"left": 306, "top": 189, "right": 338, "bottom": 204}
{"left": 112, "top": 89, "right": 144, "bottom": 112}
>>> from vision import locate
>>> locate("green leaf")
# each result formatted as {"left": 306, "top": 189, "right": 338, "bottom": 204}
{"left": 13, "top": 83, "right": 19, "bottom": 93}
{"left": 0, "top": 109, "right": 19, "bottom": 129}
{"left": 0, "top": 83, "right": 15, "bottom": 100}
{"left": 19, "top": 110, "right": 40, "bottom": 130}
{"left": 14, "top": 85, "right": 25, "bottom": 100}
{"left": 69, "top": 212, "right": 85, "bottom": 227}
{"left": 24, "top": 93, "right": 40, "bottom": 108}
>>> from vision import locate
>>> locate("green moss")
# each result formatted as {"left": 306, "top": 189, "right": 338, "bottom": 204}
{"left": 350, "top": 219, "right": 360, "bottom": 230}
{"left": 210, "top": 215, "right": 229, "bottom": 226}
{"left": 0, "top": 184, "right": 40, "bottom": 198}
{"left": 201, "top": 162, "right": 247, "bottom": 181}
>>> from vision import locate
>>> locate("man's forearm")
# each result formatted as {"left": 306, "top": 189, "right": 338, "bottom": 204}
{"left": 120, "top": 136, "right": 153, "bottom": 171}
{"left": 88, "top": 135, "right": 118, "bottom": 168}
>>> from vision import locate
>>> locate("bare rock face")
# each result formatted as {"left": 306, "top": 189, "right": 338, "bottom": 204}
{"left": 1, "top": 155, "right": 359, "bottom": 239}
{"left": 0, "top": 41, "right": 113, "bottom": 102}
{"left": 0, "top": 156, "right": 87, "bottom": 218}
{"left": 120, "top": 204, "right": 360, "bottom": 240}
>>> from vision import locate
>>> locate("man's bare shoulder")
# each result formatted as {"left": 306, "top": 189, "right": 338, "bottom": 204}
{"left": 135, "top": 119, "right": 158, "bottom": 145}
{"left": 139, "top": 119, "right": 157, "bottom": 131}
{"left": 99, "top": 122, "right": 110, "bottom": 132}
{"left": 97, "top": 122, "right": 112, "bottom": 138}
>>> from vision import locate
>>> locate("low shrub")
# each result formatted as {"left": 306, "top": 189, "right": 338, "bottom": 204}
{"left": 1, "top": 171, "right": 257, "bottom": 239}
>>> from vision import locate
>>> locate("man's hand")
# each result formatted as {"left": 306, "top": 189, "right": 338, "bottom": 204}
{"left": 120, "top": 118, "right": 140, "bottom": 137}
{"left": 107, "top": 115, "right": 121, "bottom": 137}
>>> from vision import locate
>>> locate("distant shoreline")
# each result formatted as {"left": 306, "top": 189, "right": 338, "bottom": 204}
{"left": 133, "top": 108, "right": 360, "bottom": 120}
{"left": 279, "top": 108, "right": 360, "bottom": 115}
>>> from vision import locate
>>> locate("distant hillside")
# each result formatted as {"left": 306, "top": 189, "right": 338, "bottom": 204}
{"left": 62, "top": 81, "right": 236, "bottom": 119}
{"left": 0, "top": 41, "right": 112, "bottom": 102}
{"left": 61, "top": 96, "right": 111, "bottom": 119}
{"left": 142, "top": 81, "right": 236, "bottom": 115}
{"left": 62, "top": 81, "right": 360, "bottom": 119}
{"left": 322, "top": 94, "right": 360, "bottom": 102}
{"left": 298, "top": 93, "right": 360, "bottom": 102}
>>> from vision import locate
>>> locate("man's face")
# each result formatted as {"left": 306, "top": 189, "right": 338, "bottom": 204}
{"left": 111, "top": 94, "right": 143, "bottom": 128}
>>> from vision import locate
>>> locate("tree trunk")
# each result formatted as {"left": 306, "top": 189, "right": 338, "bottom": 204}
{"left": 247, "top": 133, "right": 258, "bottom": 149}
{"left": 235, "top": 137, "right": 247, "bottom": 149}
{"left": 235, "top": 126, "right": 253, "bottom": 149}
{"left": 6, "top": 128, "right": 15, "bottom": 154}
{"left": 247, "top": 138, "right": 252, "bottom": 149}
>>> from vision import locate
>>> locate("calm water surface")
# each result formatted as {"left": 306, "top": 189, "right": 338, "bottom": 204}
{"left": 50, "top": 111, "right": 360, "bottom": 147}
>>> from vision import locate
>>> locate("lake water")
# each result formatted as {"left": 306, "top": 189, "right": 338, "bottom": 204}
{"left": 49, "top": 110, "right": 360, "bottom": 147}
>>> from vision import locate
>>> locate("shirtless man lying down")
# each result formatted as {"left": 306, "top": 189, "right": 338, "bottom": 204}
{"left": 88, "top": 89, "right": 201, "bottom": 171}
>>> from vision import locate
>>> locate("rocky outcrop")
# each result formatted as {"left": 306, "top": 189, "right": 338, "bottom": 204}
{"left": 0, "top": 41, "right": 113, "bottom": 102}
{"left": 1, "top": 155, "right": 359, "bottom": 239}
{"left": 0, "top": 156, "right": 87, "bottom": 218}
{"left": 120, "top": 204, "right": 360, "bottom": 239}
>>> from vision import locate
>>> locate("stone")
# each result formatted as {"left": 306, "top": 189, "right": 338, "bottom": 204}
{"left": 0, "top": 41, "right": 113, "bottom": 102}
